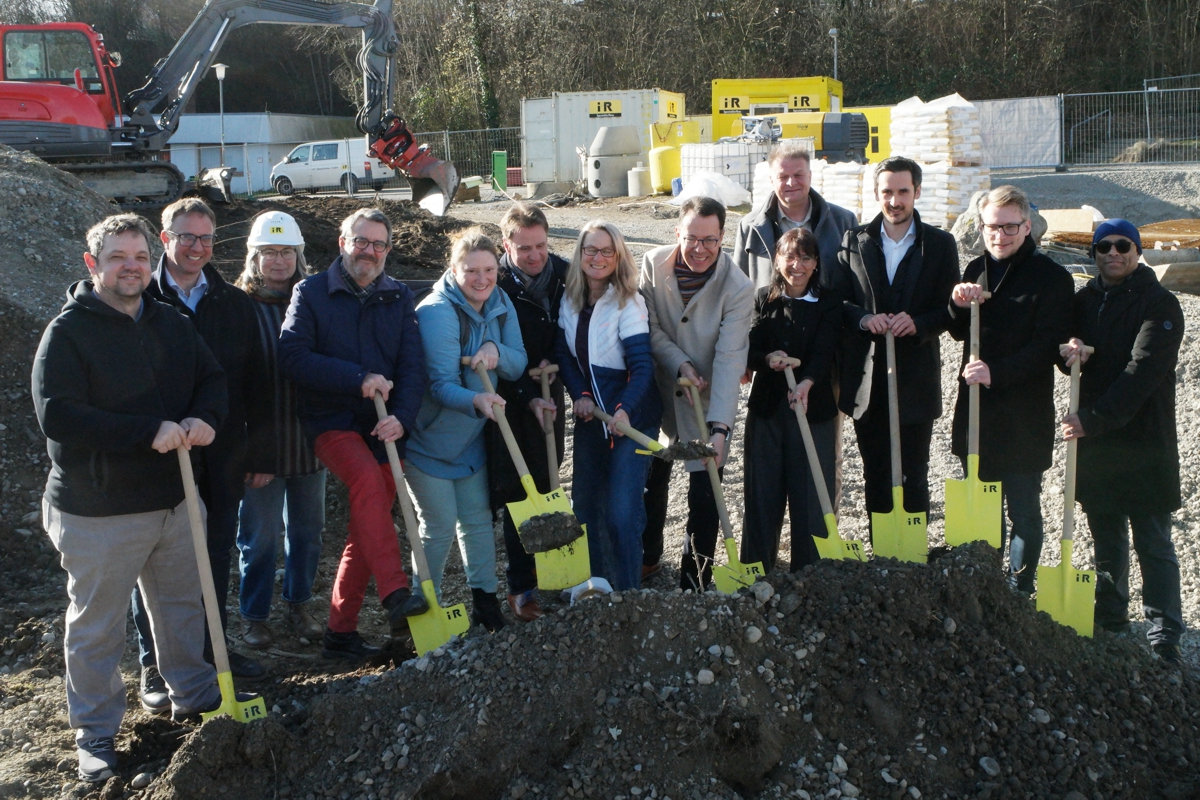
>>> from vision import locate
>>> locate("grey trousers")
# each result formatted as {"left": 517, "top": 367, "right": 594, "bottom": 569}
{"left": 44, "top": 498, "right": 220, "bottom": 742}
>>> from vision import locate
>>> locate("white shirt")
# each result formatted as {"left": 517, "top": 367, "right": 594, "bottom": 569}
{"left": 880, "top": 219, "right": 916, "bottom": 284}
{"left": 165, "top": 265, "right": 209, "bottom": 312}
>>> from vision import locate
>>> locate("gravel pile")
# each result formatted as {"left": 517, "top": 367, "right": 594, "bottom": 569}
{"left": 143, "top": 543, "right": 1198, "bottom": 800}
{"left": 996, "top": 167, "right": 1200, "bottom": 226}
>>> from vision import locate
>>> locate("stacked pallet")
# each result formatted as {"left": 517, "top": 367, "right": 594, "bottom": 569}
{"left": 820, "top": 160, "right": 867, "bottom": 221}
{"left": 890, "top": 93, "right": 984, "bottom": 165}
{"left": 914, "top": 162, "right": 991, "bottom": 230}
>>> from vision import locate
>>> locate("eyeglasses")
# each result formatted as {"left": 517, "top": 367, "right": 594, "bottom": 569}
{"left": 582, "top": 246, "right": 616, "bottom": 258}
{"left": 1094, "top": 239, "right": 1134, "bottom": 255}
{"left": 259, "top": 247, "right": 296, "bottom": 260}
{"left": 682, "top": 236, "right": 721, "bottom": 249}
{"left": 782, "top": 255, "right": 817, "bottom": 268}
{"left": 981, "top": 222, "right": 1024, "bottom": 236}
{"left": 167, "top": 231, "right": 215, "bottom": 247}
{"left": 350, "top": 237, "right": 389, "bottom": 253}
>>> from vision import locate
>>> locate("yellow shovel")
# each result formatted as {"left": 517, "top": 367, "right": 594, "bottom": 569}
{"left": 529, "top": 364, "right": 561, "bottom": 489}
{"left": 468, "top": 358, "right": 590, "bottom": 589}
{"left": 777, "top": 357, "right": 865, "bottom": 562}
{"left": 176, "top": 447, "right": 267, "bottom": 723}
{"left": 373, "top": 394, "right": 470, "bottom": 656}
{"left": 869, "top": 334, "right": 928, "bottom": 562}
{"left": 944, "top": 294, "right": 1002, "bottom": 547}
{"left": 1036, "top": 345, "right": 1096, "bottom": 636}
{"left": 679, "top": 378, "right": 764, "bottom": 592}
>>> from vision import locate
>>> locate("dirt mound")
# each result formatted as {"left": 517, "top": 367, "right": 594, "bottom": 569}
{"left": 144, "top": 543, "right": 1199, "bottom": 800}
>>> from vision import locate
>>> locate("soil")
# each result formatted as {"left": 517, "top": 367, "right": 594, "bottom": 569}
{"left": 517, "top": 512, "right": 586, "bottom": 554}
{"left": 660, "top": 441, "right": 720, "bottom": 462}
{"left": 1, "top": 157, "right": 1200, "bottom": 800}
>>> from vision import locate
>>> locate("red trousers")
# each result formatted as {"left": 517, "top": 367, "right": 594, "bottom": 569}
{"left": 314, "top": 430, "right": 409, "bottom": 633}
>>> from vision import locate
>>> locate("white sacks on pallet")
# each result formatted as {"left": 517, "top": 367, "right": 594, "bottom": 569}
{"left": 913, "top": 162, "right": 991, "bottom": 230}
{"left": 890, "top": 93, "right": 983, "bottom": 165}
{"left": 820, "top": 160, "right": 866, "bottom": 222}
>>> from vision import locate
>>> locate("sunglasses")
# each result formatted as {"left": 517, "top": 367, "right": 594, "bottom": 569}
{"left": 1094, "top": 239, "right": 1134, "bottom": 255}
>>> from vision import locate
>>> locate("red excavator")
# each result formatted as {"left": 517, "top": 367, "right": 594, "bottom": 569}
{"left": 0, "top": 0, "right": 459, "bottom": 214}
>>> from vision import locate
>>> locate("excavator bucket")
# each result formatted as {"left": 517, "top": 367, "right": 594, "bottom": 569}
{"left": 406, "top": 155, "right": 460, "bottom": 217}
{"left": 370, "top": 115, "right": 461, "bottom": 216}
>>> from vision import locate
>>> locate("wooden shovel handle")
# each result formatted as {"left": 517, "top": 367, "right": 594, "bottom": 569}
{"left": 533, "top": 363, "right": 560, "bottom": 489}
{"left": 528, "top": 364, "right": 560, "bottom": 378}
{"left": 677, "top": 378, "right": 736, "bottom": 544}
{"left": 783, "top": 365, "right": 836, "bottom": 519}
{"left": 885, "top": 331, "right": 903, "bottom": 489}
{"left": 176, "top": 447, "right": 232, "bottom": 676}
{"left": 373, "top": 394, "right": 433, "bottom": 581}
{"left": 1059, "top": 343, "right": 1094, "bottom": 544}
{"left": 591, "top": 406, "right": 658, "bottom": 451}
{"left": 462, "top": 356, "right": 531, "bottom": 478}
{"left": 965, "top": 290, "right": 993, "bottom": 459}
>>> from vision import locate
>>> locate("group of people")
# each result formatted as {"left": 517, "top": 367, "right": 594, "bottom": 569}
{"left": 32, "top": 142, "right": 1185, "bottom": 783}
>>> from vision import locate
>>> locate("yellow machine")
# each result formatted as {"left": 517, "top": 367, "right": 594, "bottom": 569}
{"left": 711, "top": 76, "right": 844, "bottom": 138}
{"left": 845, "top": 105, "right": 893, "bottom": 163}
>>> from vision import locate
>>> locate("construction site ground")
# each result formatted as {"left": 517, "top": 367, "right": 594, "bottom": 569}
{"left": 0, "top": 150, "right": 1199, "bottom": 800}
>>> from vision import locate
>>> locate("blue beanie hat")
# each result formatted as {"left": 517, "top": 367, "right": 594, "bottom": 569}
{"left": 1092, "top": 219, "right": 1142, "bottom": 255}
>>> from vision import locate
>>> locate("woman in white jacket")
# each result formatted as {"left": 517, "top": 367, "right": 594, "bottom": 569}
{"left": 556, "top": 221, "right": 662, "bottom": 590}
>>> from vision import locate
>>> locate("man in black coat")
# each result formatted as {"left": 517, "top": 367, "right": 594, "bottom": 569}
{"left": 947, "top": 186, "right": 1074, "bottom": 593}
{"left": 487, "top": 203, "right": 567, "bottom": 620}
{"left": 831, "top": 157, "right": 959, "bottom": 535}
{"left": 133, "top": 198, "right": 273, "bottom": 708}
{"left": 1062, "top": 219, "right": 1185, "bottom": 663}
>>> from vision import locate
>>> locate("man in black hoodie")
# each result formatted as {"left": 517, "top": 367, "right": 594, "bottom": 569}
{"left": 948, "top": 186, "right": 1074, "bottom": 593}
{"left": 1062, "top": 219, "right": 1185, "bottom": 664}
{"left": 487, "top": 203, "right": 568, "bottom": 620}
{"left": 132, "top": 198, "right": 271, "bottom": 708}
{"left": 33, "top": 215, "right": 226, "bottom": 782}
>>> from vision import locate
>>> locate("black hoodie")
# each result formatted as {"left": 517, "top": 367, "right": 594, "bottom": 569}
{"left": 32, "top": 281, "right": 227, "bottom": 517}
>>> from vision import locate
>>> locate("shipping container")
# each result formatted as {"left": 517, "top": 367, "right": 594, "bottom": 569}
{"left": 710, "top": 77, "right": 843, "bottom": 140}
{"left": 521, "top": 89, "right": 686, "bottom": 184}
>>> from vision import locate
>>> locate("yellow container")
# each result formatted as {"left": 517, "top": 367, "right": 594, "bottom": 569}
{"left": 711, "top": 76, "right": 844, "bottom": 139}
{"left": 648, "top": 119, "right": 704, "bottom": 147}
{"left": 649, "top": 145, "right": 680, "bottom": 194}
{"left": 846, "top": 105, "right": 893, "bottom": 163}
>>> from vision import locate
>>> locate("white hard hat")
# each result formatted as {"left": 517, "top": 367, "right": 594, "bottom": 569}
{"left": 247, "top": 211, "right": 304, "bottom": 247}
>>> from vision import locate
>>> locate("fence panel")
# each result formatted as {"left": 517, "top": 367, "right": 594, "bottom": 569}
{"left": 419, "top": 127, "right": 522, "bottom": 183}
{"left": 1062, "top": 88, "right": 1200, "bottom": 165}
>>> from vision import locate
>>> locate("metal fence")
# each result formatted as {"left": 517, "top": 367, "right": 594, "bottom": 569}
{"left": 171, "top": 127, "right": 523, "bottom": 199}
{"left": 1062, "top": 87, "right": 1200, "bottom": 165}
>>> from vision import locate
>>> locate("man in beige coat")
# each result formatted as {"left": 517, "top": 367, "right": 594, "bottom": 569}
{"left": 640, "top": 196, "right": 755, "bottom": 590}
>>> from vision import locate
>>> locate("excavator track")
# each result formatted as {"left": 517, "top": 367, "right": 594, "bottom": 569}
{"left": 54, "top": 160, "right": 186, "bottom": 211}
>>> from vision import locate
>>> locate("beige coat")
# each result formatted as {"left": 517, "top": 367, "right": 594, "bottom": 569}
{"left": 640, "top": 244, "right": 754, "bottom": 471}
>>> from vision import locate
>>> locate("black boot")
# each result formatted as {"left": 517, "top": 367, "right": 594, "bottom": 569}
{"left": 471, "top": 588, "right": 506, "bottom": 633}
{"left": 383, "top": 587, "right": 430, "bottom": 634}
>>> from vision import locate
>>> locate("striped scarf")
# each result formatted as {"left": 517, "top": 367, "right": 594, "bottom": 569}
{"left": 674, "top": 250, "right": 716, "bottom": 307}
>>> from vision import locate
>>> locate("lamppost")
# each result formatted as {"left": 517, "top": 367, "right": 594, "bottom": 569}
{"left": 829, "top": 29, "right": 838, "bottom": 82}
{"left": 212, "top": 63, "right": 228, "bottom": 166}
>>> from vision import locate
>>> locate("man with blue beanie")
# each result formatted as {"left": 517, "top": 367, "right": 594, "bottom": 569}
{"left": 1061, "top": 218, "right": 1185, "bottom": 663}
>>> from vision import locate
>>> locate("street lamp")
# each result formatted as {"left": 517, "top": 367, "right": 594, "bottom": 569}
{"left": 212, "top": 63, "right": 228, "bottom": 166}
{"left": 829, "top": 29, "right": 838, "bottom": 82}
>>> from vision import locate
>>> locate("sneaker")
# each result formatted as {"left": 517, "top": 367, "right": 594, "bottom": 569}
{"left": 383, "top": 588, "right": 430, "bottom": 634}
{"left": 1153, "top": 643, "right": 1183, "bottom": 665}
{"left": 226, "top": 649, "right": 267, "bottom": 681}
{"left": 507, "top": 590, "right": 544, "bottom": 622}
{"left": 322, "top": 629, "right": 382, "bottom": 661}
{"left": 471, "top": 588, "right": 506, "bottom": 633}
{"left": 76, "top": 737, "right": 117, "bottom": 782}
{"left": 242, "top": 621, "right": 273, "bottom": 650}
{"left": 139, "top": 665, "right": 170, "bottom": 716}
{"left": 286, "top": 603, "right": 324, "bottom": 639}
{"left": 172, "top": 691, "right": 262, "bottom": 724}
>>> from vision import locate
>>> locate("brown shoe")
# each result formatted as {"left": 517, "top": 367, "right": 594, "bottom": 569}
{"left": 286, "top": 603, "right": 324, "bottom": 639}
{"left": 242, "top": 621, "right": 272, "bottom": 650}
{"left": 641, "top": 563, "right": 662, "bottom": 582}
{"left": 507, "top": 591, "right": 544, "bottom": 622}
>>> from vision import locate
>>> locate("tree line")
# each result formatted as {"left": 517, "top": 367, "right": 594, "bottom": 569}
{"left": 4, "top": 0, "right": 1198, "bottom": 133}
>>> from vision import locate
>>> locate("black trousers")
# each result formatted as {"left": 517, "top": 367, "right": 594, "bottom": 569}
{"left": 853, "top": 397, "right": 933, "bottom": 542}
{"left": 1088, "top": 509, "right": 1183, "bottom": 645}
{"left": 642, "top": 458, "right": 726, "bottom": 590}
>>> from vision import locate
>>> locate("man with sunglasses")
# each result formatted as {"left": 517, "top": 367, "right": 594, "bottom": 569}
{"left": 279, "top": 208, "right": 429, "bottom": 660}
{"left": 133, "top": 198, "right": 272, "bottom": 713}
{"left": 947, "top": 185, "right": 1074, "bottom": 594}
{"left": 1061, "top": 220, "right": 1185, "bottom": 663}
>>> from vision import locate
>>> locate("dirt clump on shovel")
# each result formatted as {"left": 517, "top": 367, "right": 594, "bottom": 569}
{"left": 143, "top": 542, "right": 1200, "bottom": 800}
{"left": 518, "top": 511, "right": 585, "bottom": 553}
{"left": 660, "top": 439, "right": 718, "bottom": 460}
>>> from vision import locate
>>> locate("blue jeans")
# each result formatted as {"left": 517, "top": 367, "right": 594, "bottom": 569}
{"left": 236, "top": 471, "right": 327, "bottom": 621}
{"left": 403, "top": 461, "right": 496, "bottom": 598}
{"left": 1087, "top": 509, "right": 1184, "bottom": 645}
{"left": 572, "top": 419, "right": 655, "bottom": 592}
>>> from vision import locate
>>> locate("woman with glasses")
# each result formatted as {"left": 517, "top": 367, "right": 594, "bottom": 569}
{"left": 556, "top": 221, "right": 661, "bottom": 590}
{"left": 742, "top": 227, "right": 840, "bottom": 574}
{"left": 405, "top": 228, "right": 526, "bottom": 632}
{"left": 232, "top": 211, "right": 327, "bottom": 650}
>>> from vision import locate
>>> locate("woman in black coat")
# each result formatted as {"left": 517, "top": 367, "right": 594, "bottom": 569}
{"left": 741, "top": 228, "right": 841, "bottom": 573}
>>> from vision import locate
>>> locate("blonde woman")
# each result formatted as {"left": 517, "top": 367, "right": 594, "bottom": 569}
{"left": 405, "top": 228, "right": 526, "bottom": 632}
{"left": 556, "top": 221, "right": 661, "bottom": 590}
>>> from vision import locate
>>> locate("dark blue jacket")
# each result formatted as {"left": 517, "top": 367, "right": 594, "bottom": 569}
{"left": 279, "top": 256, "right": 426, "bottom": 461}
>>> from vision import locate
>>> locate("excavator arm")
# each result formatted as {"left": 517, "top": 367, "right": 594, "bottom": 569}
{"left": 122, "top": 0, "right": 457, "bottom": 213}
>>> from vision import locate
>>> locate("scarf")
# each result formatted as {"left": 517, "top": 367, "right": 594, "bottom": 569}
{"left": 341, "top": 263, "right": 377, "bottom": 305}
{"left": 513, "top": 262, "right": 555, "bottom": 312}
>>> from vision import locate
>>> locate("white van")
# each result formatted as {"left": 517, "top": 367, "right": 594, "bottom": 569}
{"left": 269, "top": 137, "right": 396, "bottom": 196}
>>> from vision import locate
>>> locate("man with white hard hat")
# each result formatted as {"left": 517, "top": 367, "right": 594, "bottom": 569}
{"left": 233, "top": 211, "right": 328, "bottom": 651}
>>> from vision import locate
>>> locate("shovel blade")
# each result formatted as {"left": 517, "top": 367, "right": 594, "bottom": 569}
{"left": 407, "top": 580, "right": 470, "bottom": 656}
{"left": 1035, "top": 541, "right": 1095, "bottom": 637}
{"left": 871, "top": 487, "right": 928, "bottom": 562}
{"left": 201, "top": 672, "right": 267, "bottom": 724}
{"left": 711, "top": 538, "right": 763, "bottom": 593}
{"left": 507, "top": 477, "right": 591, "bottom": 590}
{"left": 944, "top": 458, "right": 1002, "bottom": 547}
{"left": 813, "top": 513, "right": 866, "bottom": 562}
